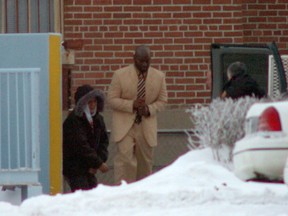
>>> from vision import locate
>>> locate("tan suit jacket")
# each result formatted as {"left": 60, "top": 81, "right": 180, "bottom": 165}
{"left": 108, "top": 64, "right": 167, "bottom": 147}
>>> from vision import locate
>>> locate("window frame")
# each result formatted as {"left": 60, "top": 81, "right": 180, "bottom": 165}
{"left": 211, "top": 43, "right": 286, "bottom": 99}
{"left": 0, "top": 0, "right": 63, "bottom": 33}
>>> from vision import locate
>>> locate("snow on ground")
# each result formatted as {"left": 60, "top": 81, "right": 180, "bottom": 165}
{"left": 0, "top": 148, "right": 288, "bottom": 216}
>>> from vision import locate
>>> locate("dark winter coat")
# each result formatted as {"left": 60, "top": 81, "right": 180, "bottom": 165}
{"left": 63, "top": 87, "right": 109, "bottom": 178}
{"left": 223, "top": 73, "right": 266, "bottom": 99}
{"left": 63, "top": 111, "right": 109, "bottom": 178}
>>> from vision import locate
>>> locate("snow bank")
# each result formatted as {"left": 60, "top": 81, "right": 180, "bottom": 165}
{"left": 1, "top": 148, "right": 288, "bottom": 216}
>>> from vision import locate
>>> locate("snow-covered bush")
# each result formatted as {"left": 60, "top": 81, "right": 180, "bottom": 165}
{"left": 187, "top": 97, "right": 260, "bottom": 169}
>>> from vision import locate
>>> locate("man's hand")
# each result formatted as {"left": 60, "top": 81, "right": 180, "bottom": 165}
{"left": 133, "top": 98, "right": 145, "bottom": 111}
{"left": 137, "top": 105, "right": 150, "bottom": 117}
{"left": 98, "top": 163, "right": 109, "bottom": 173}
{"left": 221, "top": 90, "right": 227, "bottom": 98}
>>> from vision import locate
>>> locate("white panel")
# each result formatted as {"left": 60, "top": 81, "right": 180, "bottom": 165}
{"left": 268, "top": 55, "right": 288, "bottom": 98}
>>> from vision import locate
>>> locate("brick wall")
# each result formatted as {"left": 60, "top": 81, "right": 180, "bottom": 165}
{"left": 242, "top": 0, "right": 288, "bottom": 50}
{"left": 63, "top": 0, "right": 288, "bottom": 109}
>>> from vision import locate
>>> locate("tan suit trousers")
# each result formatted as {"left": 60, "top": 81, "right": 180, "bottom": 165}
{"left": 114, "top": 123, "right": 154, "bottom": 184}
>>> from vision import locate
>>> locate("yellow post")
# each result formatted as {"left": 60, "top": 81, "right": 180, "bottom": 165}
{"left": 49, "top": 34, "right": 62, "bottom": 194}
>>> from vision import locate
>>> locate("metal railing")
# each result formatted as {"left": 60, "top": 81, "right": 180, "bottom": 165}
{"left": 0, "top": 68, "right": 40, "bottom": 188}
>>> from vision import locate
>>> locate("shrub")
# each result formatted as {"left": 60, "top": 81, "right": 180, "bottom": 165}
{"left": 187, "top": 97, "right": 261, "bottom": 169}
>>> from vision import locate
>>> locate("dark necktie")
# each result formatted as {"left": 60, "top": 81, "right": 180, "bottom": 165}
{"left": 135, "top": 74, "right": 145, "bottom": 124}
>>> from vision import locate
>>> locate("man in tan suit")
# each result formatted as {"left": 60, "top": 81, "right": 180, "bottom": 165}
{"left": 108, "top": 45, "right": 167, "bottom": 184}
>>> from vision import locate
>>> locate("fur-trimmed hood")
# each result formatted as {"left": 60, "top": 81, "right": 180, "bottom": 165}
{"left": 74, "top": 88, "right": 105, "bottom": 117}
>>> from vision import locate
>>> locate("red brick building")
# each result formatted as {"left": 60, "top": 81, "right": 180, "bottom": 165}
{"left": 1, "top": 1, "right": 288, "bottom": 109}
{"left": 1, "top": 0, "right": 288, "bottom": 189}
{"left": 63, "top": 0, "right": 288, "bottom": 109}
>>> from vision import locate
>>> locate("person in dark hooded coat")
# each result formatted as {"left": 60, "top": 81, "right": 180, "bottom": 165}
{"left": 63, "top": 84, "right": 109, "bottom": 192}
{"left": 221, "top": 61, "right": 266, "bottom": 99}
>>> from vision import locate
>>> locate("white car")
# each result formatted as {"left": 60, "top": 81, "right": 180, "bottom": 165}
{"left": 233, "top": 100, "right": 288, "bottom": 182}
{"left": 285, "top": 159, "right": 288, "bottom": 185}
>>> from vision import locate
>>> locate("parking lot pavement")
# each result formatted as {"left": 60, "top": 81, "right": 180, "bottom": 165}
{"left": 96, "top": 132, "right": 190, "bottom": 185}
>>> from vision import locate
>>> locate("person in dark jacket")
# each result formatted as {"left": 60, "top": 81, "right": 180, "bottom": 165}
{"left": 221, "top": 61, "right": 266, "bottom": 99}
{"left": 63, "top": 84, "right": 109, "bottom": 192}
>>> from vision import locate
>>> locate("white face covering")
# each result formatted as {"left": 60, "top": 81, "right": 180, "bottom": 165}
{"left": 227, "top": 71, "right": 232, "bottom": 81}
{"left": 84, "top": 104, "right": 97, "bottom": 127}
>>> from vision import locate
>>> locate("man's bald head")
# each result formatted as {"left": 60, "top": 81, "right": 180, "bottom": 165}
{"left": 134, "top": 45, "right": 151, "bottom": 58}
{"left": 134, "top": 45, "right": 151, "bottom": 74}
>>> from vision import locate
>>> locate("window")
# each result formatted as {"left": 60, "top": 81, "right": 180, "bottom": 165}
{"left": 0, "top": 0, "right": 63, "bottom": 33}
